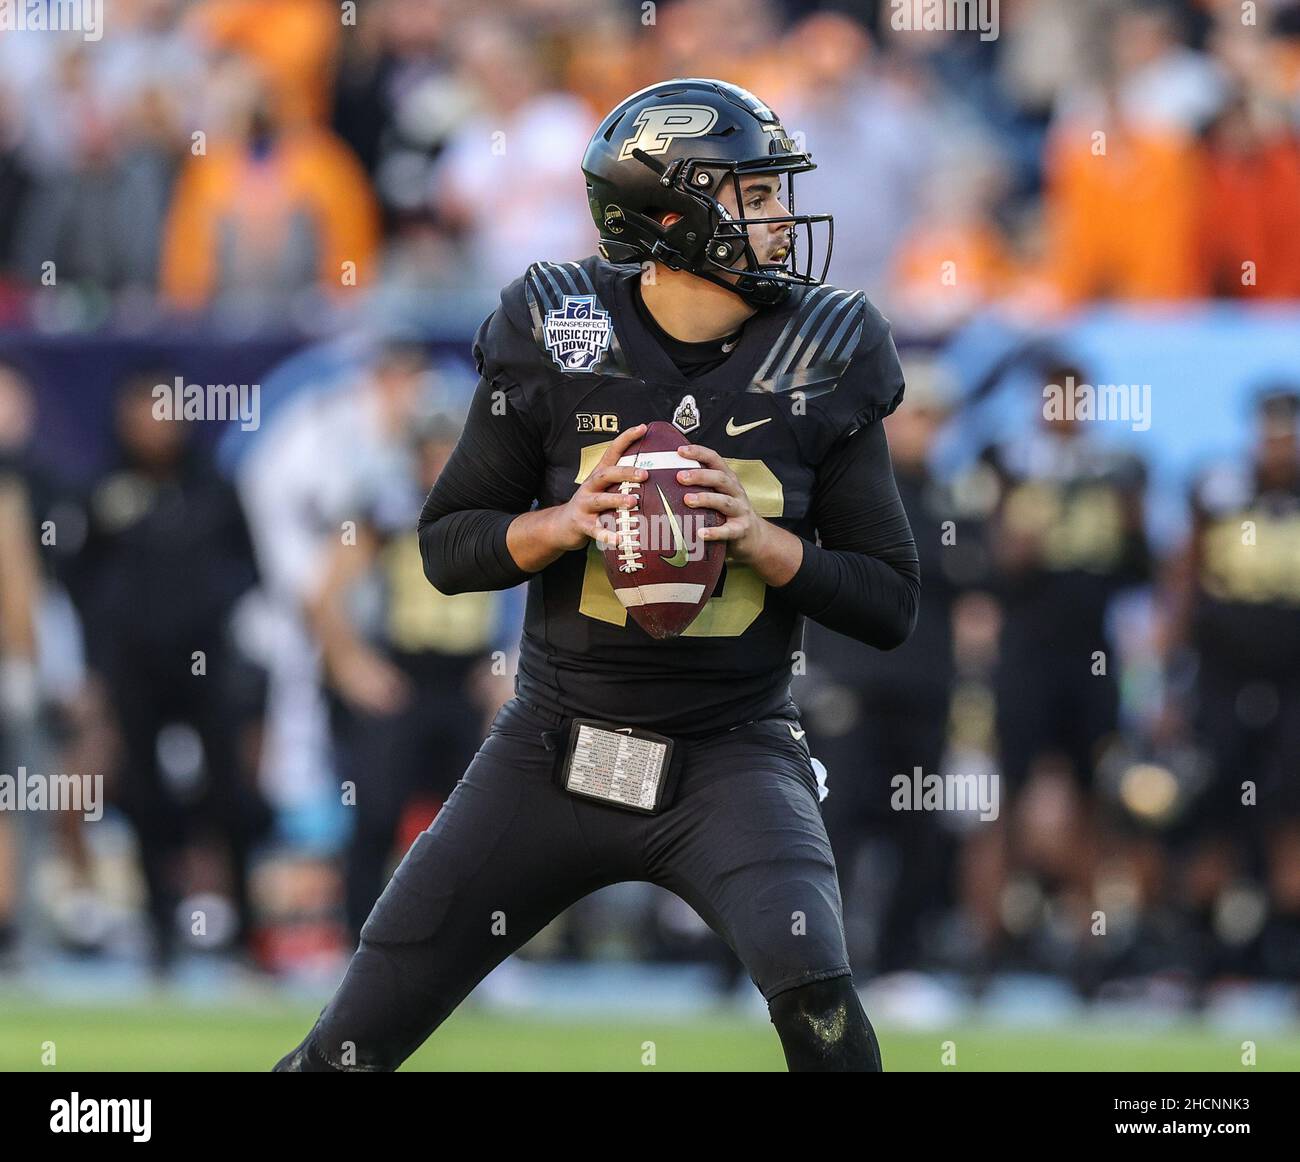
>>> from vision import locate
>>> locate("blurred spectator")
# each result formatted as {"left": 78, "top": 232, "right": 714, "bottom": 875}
{"left": 187, "top": 0, "right": 341, "bottom": 129}
{"left": 0, "top": 362, "right": 111, "bottom": 963}
{"left": 1102, "top": 1, "right": 1228, "bottom": 136}
{"left": 559, "top": 4, "right": 649, "bottom": 124}
{"left": 308, "top": 410, "right": 507, "bottom": 944}
{"left": 889, "top": 146, "right": 1015, "bottom": 332}
{"left": 331, "top": 0, "right": 468, "bottom": 223}
{"left": 781, "top": 12, "right": 937, "bottom": 295}
{"left": 429, "top": 20, "right": 598, "bottom": 294}
{"left": 71, "top": 371, "right": 270, "bottom": 970}
{"left": 0, "top": 367, "right": 42, "bottom": 964}
{"left": 653, "top": 0, "right": 788, "bottom": 99}
{"left": 9, "top": 46, "right": 163, "bottom": 292}
{"left": 236, "top": 342, "right": 439, "bottom": 813}
{"left": 1043, "top": 89, "right": 1202, "bottom": 303}
{"left": 1193, "top": 92, "right": 1300, "bottom": 298}
{"left": 1038, "top": 2, "right": 1239, "bottom": 304}
{"left": 161, "top": 60, "right": 379, "bottom": 315}
{"left": 997, "top": 0, "right": 1117, "bottom": 122}
{"left": 0, "top": 44, "right": 31, "bottom": 307}
{"left": 330, "top": 0, "right": 476, "bottom": 292}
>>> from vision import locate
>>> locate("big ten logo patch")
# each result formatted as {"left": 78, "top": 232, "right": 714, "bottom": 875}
{"left": 577, "top": 413, "right": 620, "bottom": 433}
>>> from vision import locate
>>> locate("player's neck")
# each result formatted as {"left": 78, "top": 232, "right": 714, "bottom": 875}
{"left": 638, "top": 265, "right": 757, "bottom": 343}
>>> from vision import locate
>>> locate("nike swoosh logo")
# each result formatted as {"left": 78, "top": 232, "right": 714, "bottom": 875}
{"left": 787, "top": 725, "right": 805, "bottom": 740}
{"left": 656, "top": 485, "right": 689, "bottom": 567}
{"left": 726, "top": 417, "right": 771, "bottom": 436}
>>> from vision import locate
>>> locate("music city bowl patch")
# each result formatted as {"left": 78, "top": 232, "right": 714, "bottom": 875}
{"left": 543, "top": 295, "right": 613, "bottom": 373}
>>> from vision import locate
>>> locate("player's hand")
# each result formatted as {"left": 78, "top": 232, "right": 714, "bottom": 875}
{"left": 675, "top": 442, "right": 771, "bottom": 565}
{"left": 548, "top": 423, "right": 648, "bottom": 552}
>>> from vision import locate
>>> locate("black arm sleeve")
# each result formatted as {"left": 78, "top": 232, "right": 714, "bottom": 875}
{"left": 417, "top": 376, "right": 545, "bottom": 595}
{"left": 773, "top": 420, "right": 920, "bottom": 649}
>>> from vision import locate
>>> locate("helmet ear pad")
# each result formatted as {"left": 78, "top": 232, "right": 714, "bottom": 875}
{"left": 610, "top": 184, "right": 714, "bottom": 271}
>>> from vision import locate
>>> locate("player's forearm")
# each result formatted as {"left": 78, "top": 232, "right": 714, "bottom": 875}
{"left": 505, "top": 507, "right": 572, "bottom": 574}
{"left": 775, "top": 541, "right": 919, "bottom": 649}
{"left": 776, "top": 421, "right": 920, "bottom": 648}
{"left": 744, "top": 519, "right": 805, "bottom": 588}
{"left": 417, "top": 366, "right": 552, "bottom": 596}
{"left": 419, "top": 507, "right": 534, "bottom": 594}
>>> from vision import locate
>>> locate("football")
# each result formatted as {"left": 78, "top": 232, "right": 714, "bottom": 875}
{"left": 599, "top": 421, "right": 725, "bottom": 639}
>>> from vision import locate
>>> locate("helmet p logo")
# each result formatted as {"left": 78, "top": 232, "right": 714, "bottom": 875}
{"left": 618, "top": 105, "right": 719, "bottom": 162}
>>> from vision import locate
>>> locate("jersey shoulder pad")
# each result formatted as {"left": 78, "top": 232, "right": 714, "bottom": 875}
{"left": 472, "top": 267, "right": 549, "bottom": 397}
{"left": 751, "top": 283, "right": 903, "bottom": 443}
{"left": 475, "top": 256, "right": 636, "bottom": 392}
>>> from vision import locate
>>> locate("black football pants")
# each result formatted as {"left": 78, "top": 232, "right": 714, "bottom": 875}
{"left": 282, "top": 696, "right": 857, "bottom": 1070}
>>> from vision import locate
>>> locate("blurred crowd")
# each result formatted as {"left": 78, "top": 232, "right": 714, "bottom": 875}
{"left": 0, "top": 0, "right": 1299, "bottom": 1009}
{"left": 0, "top": 0, "right": 1299, "bottom": 333}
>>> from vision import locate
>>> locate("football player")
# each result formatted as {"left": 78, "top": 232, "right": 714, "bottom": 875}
{"left": 276, "top": 78, "right": 918, "bottom": 1072}
{"left": 975, "top": 361, "right": 1150, "bottom": 976}
{"left": 1165, "top": 387, "right": 1300, "bottom": 980}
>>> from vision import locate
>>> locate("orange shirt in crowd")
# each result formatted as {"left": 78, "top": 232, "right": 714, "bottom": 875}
{"left": 1195, "top": 138, "right": 1300, "bottom": 298}
{"left": 189, "top": 0, "right": 340, "bottom": 127}
{"left": 160, "top": 129, "right": 380, "bottom": 311}
{"left": 1044, "top": 121, "right": 1201, "bottom": 304}
{"left": 891, "top": 221, "right": 1014, "bottom": 324}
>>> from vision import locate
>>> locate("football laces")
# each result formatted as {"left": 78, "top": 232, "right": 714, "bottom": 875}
{"left": 615, "top": 480, "right": 644, "bottom": 573}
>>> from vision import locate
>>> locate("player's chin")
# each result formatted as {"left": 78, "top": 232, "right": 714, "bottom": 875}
{"left": 717, "top": 255, "right": 787, "bottom": 279}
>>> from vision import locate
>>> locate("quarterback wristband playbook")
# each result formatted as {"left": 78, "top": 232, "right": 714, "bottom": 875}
{"left": 555, "top": 719, "right": 681, "bottom": 815}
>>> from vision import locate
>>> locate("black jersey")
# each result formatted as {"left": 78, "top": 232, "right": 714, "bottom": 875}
{"left": 1191, "top": 461, "right": 1300, "bottom": 677}
{"left": 419, "top": 255, "right": 916, "bottom": 736}
{"left": 985, "top": 432, "right": 1150, "bottom": 659}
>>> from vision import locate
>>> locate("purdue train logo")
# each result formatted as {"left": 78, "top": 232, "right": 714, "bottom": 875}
{"left": 543, "top": 295, "right": 613, "bottom": 373}
{"left": 673, "top": 394, "right": 700, "bottom": 433}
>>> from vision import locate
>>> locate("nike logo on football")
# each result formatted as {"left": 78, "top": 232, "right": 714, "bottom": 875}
{"left": 726, "top": 417, "right": 771, "bottom": 436}
{"left": 787, "top": 725, "right": 806, "bottom": 740}
{"left": 656, "top": 485, "right": 689, "bottom": 568}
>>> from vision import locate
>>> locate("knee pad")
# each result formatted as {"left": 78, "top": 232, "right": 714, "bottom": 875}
{"left": 768, "top": 975, "right": 883, "bottom": 1072}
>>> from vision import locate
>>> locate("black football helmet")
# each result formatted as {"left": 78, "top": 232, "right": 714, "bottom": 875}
{"left": 581, "top": 78, "right": 833, "bottom": 308}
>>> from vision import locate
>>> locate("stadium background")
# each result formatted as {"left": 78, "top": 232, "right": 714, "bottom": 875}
{"left": 1, "top": 0, "right": 1299, "bottom": 1070}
